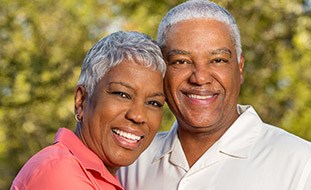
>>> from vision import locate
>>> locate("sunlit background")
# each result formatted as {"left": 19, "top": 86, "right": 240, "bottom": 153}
{"left": 0, "top": 0, "right": 310, "bottom": 189}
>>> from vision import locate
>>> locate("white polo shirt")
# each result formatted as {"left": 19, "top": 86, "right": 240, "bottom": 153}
{"left": 118, "top": 105, "right": 311, "bottom": 190}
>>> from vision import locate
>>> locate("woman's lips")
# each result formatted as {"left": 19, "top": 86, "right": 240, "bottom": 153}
{"left": 111, "top": 128, "right": 144, "bottom": 150}
{"left": 112, "top": 128, "right": 143, "bottom": 141}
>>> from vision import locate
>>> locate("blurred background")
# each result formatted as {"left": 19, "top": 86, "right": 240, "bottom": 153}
{"left": 0, "top": 0, "right": 310, "bottom": 189}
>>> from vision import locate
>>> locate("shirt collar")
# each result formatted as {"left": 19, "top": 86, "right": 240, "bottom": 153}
{"left": 217, "top": 105, "right": 263, "bottom": 159}
{"left": 153, "top": 105, "right": 263, "bottom": 161}
{"left": 153, "top": 122, "right": 179, "bottom": 162}
{"left": 54, "top": 128, "right": 122, "bottom": 188}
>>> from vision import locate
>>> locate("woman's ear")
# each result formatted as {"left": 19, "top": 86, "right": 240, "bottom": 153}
{"left": 74, "top": 86, "right": 88, "bottom": 121}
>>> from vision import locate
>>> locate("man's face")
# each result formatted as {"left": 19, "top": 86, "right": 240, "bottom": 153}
{"left": 162, "top": 19, "right": 244, "bottom": 134}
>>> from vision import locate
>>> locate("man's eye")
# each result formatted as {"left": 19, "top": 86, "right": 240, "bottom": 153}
{"left": 147, "top": 100, "right": 163, "bottom": 108}
{"left": 211, "top": 58, "right": 228, "bottom": 64}
{"left": 169, "top": 59, "right": 190, "bottom": 65}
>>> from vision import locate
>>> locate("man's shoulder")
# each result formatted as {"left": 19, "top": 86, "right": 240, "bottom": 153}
{"left": 240, "top": 105, "right": 311, "bottom": 154}
{"left": 259, "top": 123, "right": 311, "bottom": 156}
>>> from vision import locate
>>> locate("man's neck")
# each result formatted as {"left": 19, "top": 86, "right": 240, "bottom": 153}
{"left": 177, "top": 124, "right": 230, "bottom": 167}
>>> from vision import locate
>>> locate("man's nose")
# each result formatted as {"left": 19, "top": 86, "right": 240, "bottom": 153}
{"left": 189, "top": 64, "right": 213, "bottom": 85}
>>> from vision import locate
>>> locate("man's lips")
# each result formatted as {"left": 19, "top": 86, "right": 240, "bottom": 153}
{"left": 186, "top": 90, "right": 219, "bottom": 99}
{"left": 182, "top": 91, "right": 219, "bottom": 105}
{"left": 187, "top": 94, "right": 215, "bottom": 100}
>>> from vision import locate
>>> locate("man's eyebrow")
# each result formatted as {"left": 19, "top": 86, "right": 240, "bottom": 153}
{"left": 210, "top": 48, "right": 232, "bottom": 57}
{"left": 166, "top": 49, "right": 190, "bottom": 57}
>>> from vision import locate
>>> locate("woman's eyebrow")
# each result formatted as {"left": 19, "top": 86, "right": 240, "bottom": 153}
{"left": 108, "top": 81, "right": 133, "bottom": 90}
{"left": 109, "top": 82, "right": 165, "bottom": 98}
{"left": 149, "top": 92, "right": 165, "bottom": 98}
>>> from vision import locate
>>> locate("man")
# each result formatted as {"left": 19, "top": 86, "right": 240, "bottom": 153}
{"left": 118, "top": 0, "right": 311, "bottom": 189}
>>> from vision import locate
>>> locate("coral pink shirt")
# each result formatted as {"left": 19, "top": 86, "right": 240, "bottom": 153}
{"left": 11, "top": 128, "right": 123, "bottom": 190}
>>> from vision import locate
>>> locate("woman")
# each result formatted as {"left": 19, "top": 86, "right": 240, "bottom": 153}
{"left": 11, "top": 31, "right": 166, "bottom": 190}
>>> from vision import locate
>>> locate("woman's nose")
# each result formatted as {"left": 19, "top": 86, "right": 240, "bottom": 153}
{"left": 125, "top": 103, "right": 146, "bottom": 125}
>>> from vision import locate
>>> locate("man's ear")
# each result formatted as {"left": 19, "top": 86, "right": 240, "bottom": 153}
{"left": 238, "top": 54, "right": 245, "bottom": 85}
{"left": 74, "top": 86, "right": 88, "bottom": 120}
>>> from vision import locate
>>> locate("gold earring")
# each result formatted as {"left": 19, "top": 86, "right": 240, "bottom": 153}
{"left": 75, "top": 114, "right": 81, "bottom": 122}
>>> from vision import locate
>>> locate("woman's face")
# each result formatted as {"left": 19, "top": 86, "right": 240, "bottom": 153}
{"left": 75, "top": 60, "right": 165, "bottom": 174}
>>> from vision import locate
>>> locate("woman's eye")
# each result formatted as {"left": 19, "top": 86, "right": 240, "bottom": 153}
{"left": 112, "top": 91, "right": 130, "bottom": 99}
{"left": 211, "top": 58, "right": 228, "bottom": 64}
{"left": 147, "top": 100, "right": 163, "bottom": 108}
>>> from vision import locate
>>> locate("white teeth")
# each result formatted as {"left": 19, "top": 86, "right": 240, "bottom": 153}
{"left": 112, "top": 129, "right": 142, "bottom": 141}
{"left": 188, "top": 94, "right": 213, "bottom": 99}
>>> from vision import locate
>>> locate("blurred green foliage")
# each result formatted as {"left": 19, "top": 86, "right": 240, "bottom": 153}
{"left": 0, "top": 0, "right": 310, "bottom": 189}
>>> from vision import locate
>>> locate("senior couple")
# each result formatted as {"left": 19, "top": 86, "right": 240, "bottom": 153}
{"left": 11, "top": 0, "right": 311, "bottom": 189}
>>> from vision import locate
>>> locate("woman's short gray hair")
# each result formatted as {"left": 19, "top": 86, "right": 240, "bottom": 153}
{"left": 77, "top": 31, "right": 166, "bottom": 97}
{"left": 157, "top": 0, "right": 242, "bottom": 61}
